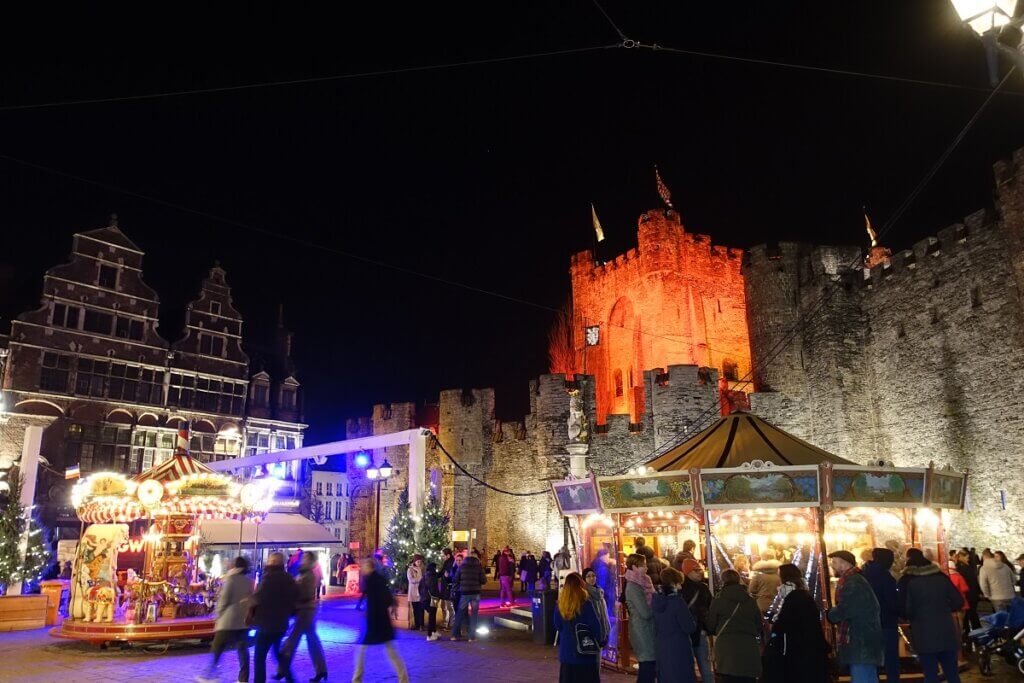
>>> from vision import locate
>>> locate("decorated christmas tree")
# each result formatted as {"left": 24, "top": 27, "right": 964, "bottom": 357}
{"left": 0, "top": 470, "right": 52, "bottom": 595}
{"left": 381, "top": 489, "right": 416, "bottom": 591}
{"left": 418, "top": 493, "right": 451, "bottom": 567}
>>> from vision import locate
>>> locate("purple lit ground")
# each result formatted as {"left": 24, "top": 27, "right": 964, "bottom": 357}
{"left": 0, "top": 597, "right": 1007, "bottom": 681}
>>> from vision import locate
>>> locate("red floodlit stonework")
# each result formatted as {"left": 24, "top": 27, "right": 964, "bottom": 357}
{"left": 565, "top": 208, "right": 751, "bottom": 424}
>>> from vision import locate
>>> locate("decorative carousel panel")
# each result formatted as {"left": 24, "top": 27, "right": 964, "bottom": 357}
{"left": 596, "top": 472, "right": 694, "bottom": 513}
{"left": 831, "top": 466, "right": 927, "bottom": 508}
{"left": 927, "top": 469, "right": 967, "bottom": 509}
{"left": 551, "top": 475, "right": 603, "bottom": 515}
{"left": 698, "top": 464, "right": 820, "bottom": 509}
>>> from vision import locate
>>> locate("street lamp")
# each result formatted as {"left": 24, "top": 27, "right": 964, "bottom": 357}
{"left": 951, "top": 1, "right": 1024, "bottom": 81}
{"left": 360, "top": 456, "right": 395, "bottom": 552}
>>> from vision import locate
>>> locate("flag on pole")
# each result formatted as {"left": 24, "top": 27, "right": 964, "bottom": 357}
{"left": 591, "top": 203, "right": 605, "bottom": 243}
{"left": 655, "top": 165, "right": 674, "bottom": 210}
{"left": 64, "top": 465, "right": 80, "bottom": 480}
{"left": 864, "top": 206, "right": 878, "bottom": 247}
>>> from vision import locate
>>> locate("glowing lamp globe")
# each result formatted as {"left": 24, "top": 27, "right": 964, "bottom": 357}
{"left": 354, "top": 452, "right": 370, "bottom": 468}
{"left": 137, "top": 479, "right": 164, "bottom": 507}
{"left": 240, "top": 482, "right": 264, "bottom": 510}
{"left": 952, "top": 0, "right": 1015, "bottom": 34}
{"left": 379, "top": 459, "right": 393, "bottom": 479}
{"left": 366, "top": 466, "right": 379, "bottom": 480}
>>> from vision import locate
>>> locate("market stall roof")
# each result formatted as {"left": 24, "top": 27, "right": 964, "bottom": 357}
{"left": 197, "top": 512, "right": 337, "bottom": 545}
{"left": 646, "top": 411, "right": 856, "bottom": 471}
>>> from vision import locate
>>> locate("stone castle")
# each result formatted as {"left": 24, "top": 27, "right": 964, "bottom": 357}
{"left": 344, "top": 148, "right": 1024, "bottom": 555}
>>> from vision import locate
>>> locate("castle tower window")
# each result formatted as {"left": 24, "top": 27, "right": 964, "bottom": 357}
{"left": 614, "top": 369, "right": 624, "bottom": 397}
{"left": 97, "top": 264, "right": 118, "bottom": 289}
{"left": 39, "top": 351, "right": 71, "bottom": 392}
{"left": 723, "top": 360, "right": 739, "bottom": 382}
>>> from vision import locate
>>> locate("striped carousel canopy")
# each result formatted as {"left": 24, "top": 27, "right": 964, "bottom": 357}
{"left": 646, "top": 411, "right": 855, "bottom": 471}
{"left": 133, "top": 453, "right": 214, "bottom": 483}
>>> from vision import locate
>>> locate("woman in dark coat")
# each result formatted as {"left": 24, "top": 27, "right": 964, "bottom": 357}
{"left": 900, "top": 550, "right": 964, "bottom": 683}
{"left": 652, "top": 567, "right": 697, "bottom": 683}
{"left": 954, "top": 550, "right": 982, "bottom": 633}
{"left": 353, "top": 558, "right": 409, "bottom": 683}
{"left": 707, "top": 569, "right": 763, "bottom": 683}
{"left": 765, "top": 563, "right": 830, "bottom": 683}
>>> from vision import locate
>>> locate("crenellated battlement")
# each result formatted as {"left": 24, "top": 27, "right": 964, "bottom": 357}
{"left": 993, "top": 146, "right": 1024, "bottom": 185}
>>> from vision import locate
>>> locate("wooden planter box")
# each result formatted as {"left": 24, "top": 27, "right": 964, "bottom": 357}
{"left": 0, "top": 595, "right": 48, "bottom": 631}
{"left": 389, "top": 593, "right": 413, "bottom": 629}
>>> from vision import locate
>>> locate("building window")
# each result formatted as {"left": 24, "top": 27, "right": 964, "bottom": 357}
{"left": 334, "top": 528, "right": 340, "bottom": 540}
{"left": 39, "top": 352, "right": 71, "bottom": 392}
{"left": 75, "top": 359, "right": 109, "bottom": 398}
{"left": 52, "top": 303, "right": 81, "bottom": 329}
{"left": 211, "top": 301, "right": 222, "bottom": 316}
{"left": 252, "top": 383, "right": 270, "bottom": 408}
{"left": 97, "top": 265, "right": 118, "bottom": 289}
{"left": 114, "top": 316, "right": 145, "bottom": 341}
{"left": 280, "top": 387, "right": 296, "bottom": 410}
{"left": 335, "top": 501, "right": 343, "bottom": 519}
{"left": 326, "top": 482, "right": 333, "bottom": 496}
{"left": 83, "top": 309, "right": 114, "bottom": 335}
{"left": 316, "top": 481, "right": 323, "bottom": 496}
{"left": 199, "top": 334, "right": 225, "bottom": 357}
{"left": 78, "top": 443, "right": 95, "bottom": 472}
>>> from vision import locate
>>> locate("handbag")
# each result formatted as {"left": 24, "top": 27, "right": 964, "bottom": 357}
{"left": 574, "top": 620, "right": 601, "bottom": 656}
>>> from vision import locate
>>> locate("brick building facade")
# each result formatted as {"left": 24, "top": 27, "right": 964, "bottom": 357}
{"left": 0, "top": 220, "right": 308, "bottom": 537}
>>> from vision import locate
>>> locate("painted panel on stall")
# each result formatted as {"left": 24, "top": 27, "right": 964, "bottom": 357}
{"left": 597, "top": 473, "right": 694, "bottom": 512}
{"left": 832, "top": 467, "right": 926, "bottom": 507}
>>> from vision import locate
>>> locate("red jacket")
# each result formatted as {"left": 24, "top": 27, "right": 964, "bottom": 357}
{"left": 949, "top": 569, "right": 970, "bottom": 610}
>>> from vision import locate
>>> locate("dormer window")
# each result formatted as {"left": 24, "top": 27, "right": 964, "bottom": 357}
{"left": 98, "top": 265, "right": 118, "bottom": 289}
{"left": 253, "top": 383, "right": 269, "bottom": 408}
{"left": 280, "top": 387, "right": 296, "bottom": 410}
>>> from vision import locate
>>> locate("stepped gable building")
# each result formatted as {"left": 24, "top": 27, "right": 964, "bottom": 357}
{"left": 349, "top": 148, "right": 1024, "bottom": 553}
{"left": 0, "top": 218, "right": 307, "bottom": 535}
{"left": 567, "top": 208, "right": 750, "bottom": 425}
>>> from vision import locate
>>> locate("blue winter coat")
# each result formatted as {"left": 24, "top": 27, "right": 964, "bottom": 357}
{"left": 652, "top": 588, "right": 697, "bottom": 683}
{"left": 861, "top": 560, "right": 899, "bottom": 628}
{"left": 553, "top": 599, "right": 603, "bottom": 666}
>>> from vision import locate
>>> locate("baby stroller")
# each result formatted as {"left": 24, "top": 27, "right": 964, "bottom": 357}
{"left": 969, "top": 597, "right": 1024, "bottom": 676}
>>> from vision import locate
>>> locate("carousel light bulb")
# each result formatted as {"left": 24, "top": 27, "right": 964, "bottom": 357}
{"left": 647, "top": 511, "right": 654, "bottom": 519}
{"left": 783, "top": 514, "right": 793, "bottom": 522}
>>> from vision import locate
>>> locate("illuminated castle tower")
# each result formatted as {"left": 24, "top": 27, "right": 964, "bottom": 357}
{"left": 566, "top": 207, "right": 751, "bottom": 425}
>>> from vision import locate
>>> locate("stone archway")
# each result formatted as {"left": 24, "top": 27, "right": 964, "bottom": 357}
{"left": 607, "top": 296, "right": 642, "bottom": 421}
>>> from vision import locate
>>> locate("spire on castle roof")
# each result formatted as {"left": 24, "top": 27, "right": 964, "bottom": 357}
{"left": 655, "top": 165, "right": 674, "bottom": 210}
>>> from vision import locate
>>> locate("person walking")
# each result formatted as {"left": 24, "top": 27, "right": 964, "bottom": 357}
{"left": 498, "top": 547, "right": 516, "bottom": 607}
{"left": 862, "top": 548, "right": 900, "bottom": 683}
{"left": 748, "top": 554, "right": 782, "bottom": 614}
{"left": 406, "top": 554, "right": 425, "bottom": 631}
{"left": 764, "top": 563, "right": 830, "bottom": 683}
{"left": 279, "top": 551, "right": 327, "bottom": 682}
{"left": 679, "top": 559, "right": 713, "bottom": 683}
{"left": 523, "top": 552, "right": 540, "bottom": 593}
{"left": 449, "top": 552, "right": 465, "bottom": 637}
{"left": 250, "top": 552, "right": 299, "bottom": 683}
{"left": 439, "top": 548, "right": 455, "bottom": 629}
{"left": 624, "top": 553, "right": 657, "bottom": 683}
{"left": 352, "top": 557, "right": 409, "bottom": 683}
{"left": 707, "top": 568, "right": 762, "bottom": 683}
{"left": 826, "top": 550, "right": 883, "bottom": 683}
{"left": 196, "top": 556, "right": 254, "bottom": 683}
{"left": 652, "top": 567, "right": 697, "bottom": 683}
{"left": 540, "top": 550, "right": 554, "bottom": 590}
{"left": 979, "top": 549, "right": 1016, "bottom": 612}
{"left": 899, "top": 550, "right": 964, "bottom": 683}
{"left": 423, "top": 561, "right": 442, "bottom": 641}
{"left": 451, "top": 550, "right": 486, "bottom": 641}
{"left": 582, "top": 567, "right": 611, "bottom": 647}
{"left": 553, "top": 572, "right": 603, "bottom": 683}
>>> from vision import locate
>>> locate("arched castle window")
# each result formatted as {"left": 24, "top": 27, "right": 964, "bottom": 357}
{"left": 722, "top": 360, "right": 739, "bottom": 382}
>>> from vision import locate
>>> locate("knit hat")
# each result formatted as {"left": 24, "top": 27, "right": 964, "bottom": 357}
{"left": 905, "top": 548, "right": 929, "bottom": 567}
{"left": 827, "top": 550, "right": 857, "bottom": 567}
{"left": 871, "top": 547, "right": 895, "bottom": 570}
{"left": 682, "top": 558, "right": 702, "bottom": 576}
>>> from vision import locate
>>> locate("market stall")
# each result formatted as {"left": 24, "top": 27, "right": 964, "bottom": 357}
{"left": 552, "top": 411, "right": 968, "bottom": 674}
{"left": 52, "top": 425, "right": 274, "bottom": 645}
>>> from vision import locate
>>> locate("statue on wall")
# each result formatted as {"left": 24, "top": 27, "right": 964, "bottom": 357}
{"left": 567, "top": 388, "right": 589, "bottom": 444}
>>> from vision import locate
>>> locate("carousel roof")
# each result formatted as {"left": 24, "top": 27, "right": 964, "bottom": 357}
{"left": 133, "top": 454, "right": 214, "bottom": 482}
{"left": 646, "top": 411, "right": 855, "bottom": 471}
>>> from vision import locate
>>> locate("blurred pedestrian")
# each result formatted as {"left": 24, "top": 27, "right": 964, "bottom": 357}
{"left": 540, "top": 550, "right": 554, "bottom": 589}
{"left": 280, "top": 551, "right": 327, "bottom": 682}
{"left": 196, "top": 556, "right": 254, "bottom": 683}
{"left": 250, "top": 552, "right": 298, "bottom": 683}
{"left": 353, "top": 557, "right": 409, "bottom": 683}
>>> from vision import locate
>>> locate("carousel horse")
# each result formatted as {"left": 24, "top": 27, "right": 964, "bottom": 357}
{"left": 85, "top": 580, "right": 117, "bottom": 622}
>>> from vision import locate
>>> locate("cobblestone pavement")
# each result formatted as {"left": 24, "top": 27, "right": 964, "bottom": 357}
{"left": 0, "top": 599, "right": 1013, "bottom": 682}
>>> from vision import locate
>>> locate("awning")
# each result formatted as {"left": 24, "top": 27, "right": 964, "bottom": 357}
{"left": 647, "top": 411, "right": 855, "bottom": 471}
{"left": 197, "top": 512, "right": 337, "bottom": 545}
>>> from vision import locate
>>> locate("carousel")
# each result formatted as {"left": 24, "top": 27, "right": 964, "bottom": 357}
{"left": 51, "top": 424, "right": 274, "bottom": 645}
{"left": 551, "top": 410, "right": 968, "bottom": 677}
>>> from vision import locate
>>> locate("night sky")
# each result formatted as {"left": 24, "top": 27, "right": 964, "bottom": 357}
{"left": 1, "top": 3, "right": 1022, "bottom": 443}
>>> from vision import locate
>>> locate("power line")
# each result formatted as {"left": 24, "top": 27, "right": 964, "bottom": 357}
{"left": 0, "top": 45, "right": 620, "bottom": 113}
{"left": 432, "top": 435, "right": 549, "bottom": 496}
{"left": 591, "top": 0, "right": 629, "bottom": 42}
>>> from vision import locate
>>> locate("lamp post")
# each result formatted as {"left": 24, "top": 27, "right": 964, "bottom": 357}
{"left": 951, "top": 1, "right": 1024, "bottom": 80}
{"left": 365, "top": 457, "right": 394, "bottom": 552}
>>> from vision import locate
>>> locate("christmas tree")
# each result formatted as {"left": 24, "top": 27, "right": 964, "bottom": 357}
{"left": 418, "top": 493, "right": 451, "bottom": 567}
{"left": 0, "top": 469, "right": 52, "bottom": 595}
{"left": 381, "top": 489, "right": 416, "bottom": 591}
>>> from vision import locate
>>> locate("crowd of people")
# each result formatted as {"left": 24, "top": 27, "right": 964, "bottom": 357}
{"left": 548, "top": 537, "right": 1024, "bottom": 683}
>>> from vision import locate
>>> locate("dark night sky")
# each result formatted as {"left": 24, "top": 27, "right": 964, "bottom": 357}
{"left": 1, "top": 3, "right": 1022, "bottom": 443}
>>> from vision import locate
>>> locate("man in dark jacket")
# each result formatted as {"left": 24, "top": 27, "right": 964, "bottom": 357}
{"left": 451, "top": 553, "right": 486, "bottom": 641}
{"left": 353, "top": 557, "right": 409, "bottom": 683}
{"left": 899, "top": 550, "right": 964, "bottom": 683}
{"left": 679, "top": 558, "right": 713, "bottom": 683}
{"left": 251, "top": 552, "right": 299, "bottom": 683}
{"left": 279, "top": 551, "right": 327, "bottom": 682}
{"left": 862, "top": 548, "right": 900, "bottom": 683}
{"left": 826, "top": 550, "right": 883, "bottom": 683}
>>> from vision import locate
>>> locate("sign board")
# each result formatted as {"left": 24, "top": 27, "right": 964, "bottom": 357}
{"left": 451, "top": 530, "right": 470, "bottom": 542}
{"left": 831, "top": 466, "right": 927, "bottom": 508}
{"left": 551, "top": 474, "right": 603, "bottom": 515}
{"left": 927, "top": 469, "right": 968, "bottom": 509}
{"left": 348, "top": 541, "right": 360, "bottom": 550}
{"left": 596, "top": 471, "right": 694, "bottom": 513}
{"left": 698, "top": 464, "right": 820, "bottom": 509}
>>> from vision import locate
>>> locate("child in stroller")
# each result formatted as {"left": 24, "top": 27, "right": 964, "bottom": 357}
{"left": 968, "top": 597, "right": 1024, "bottom": 676}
